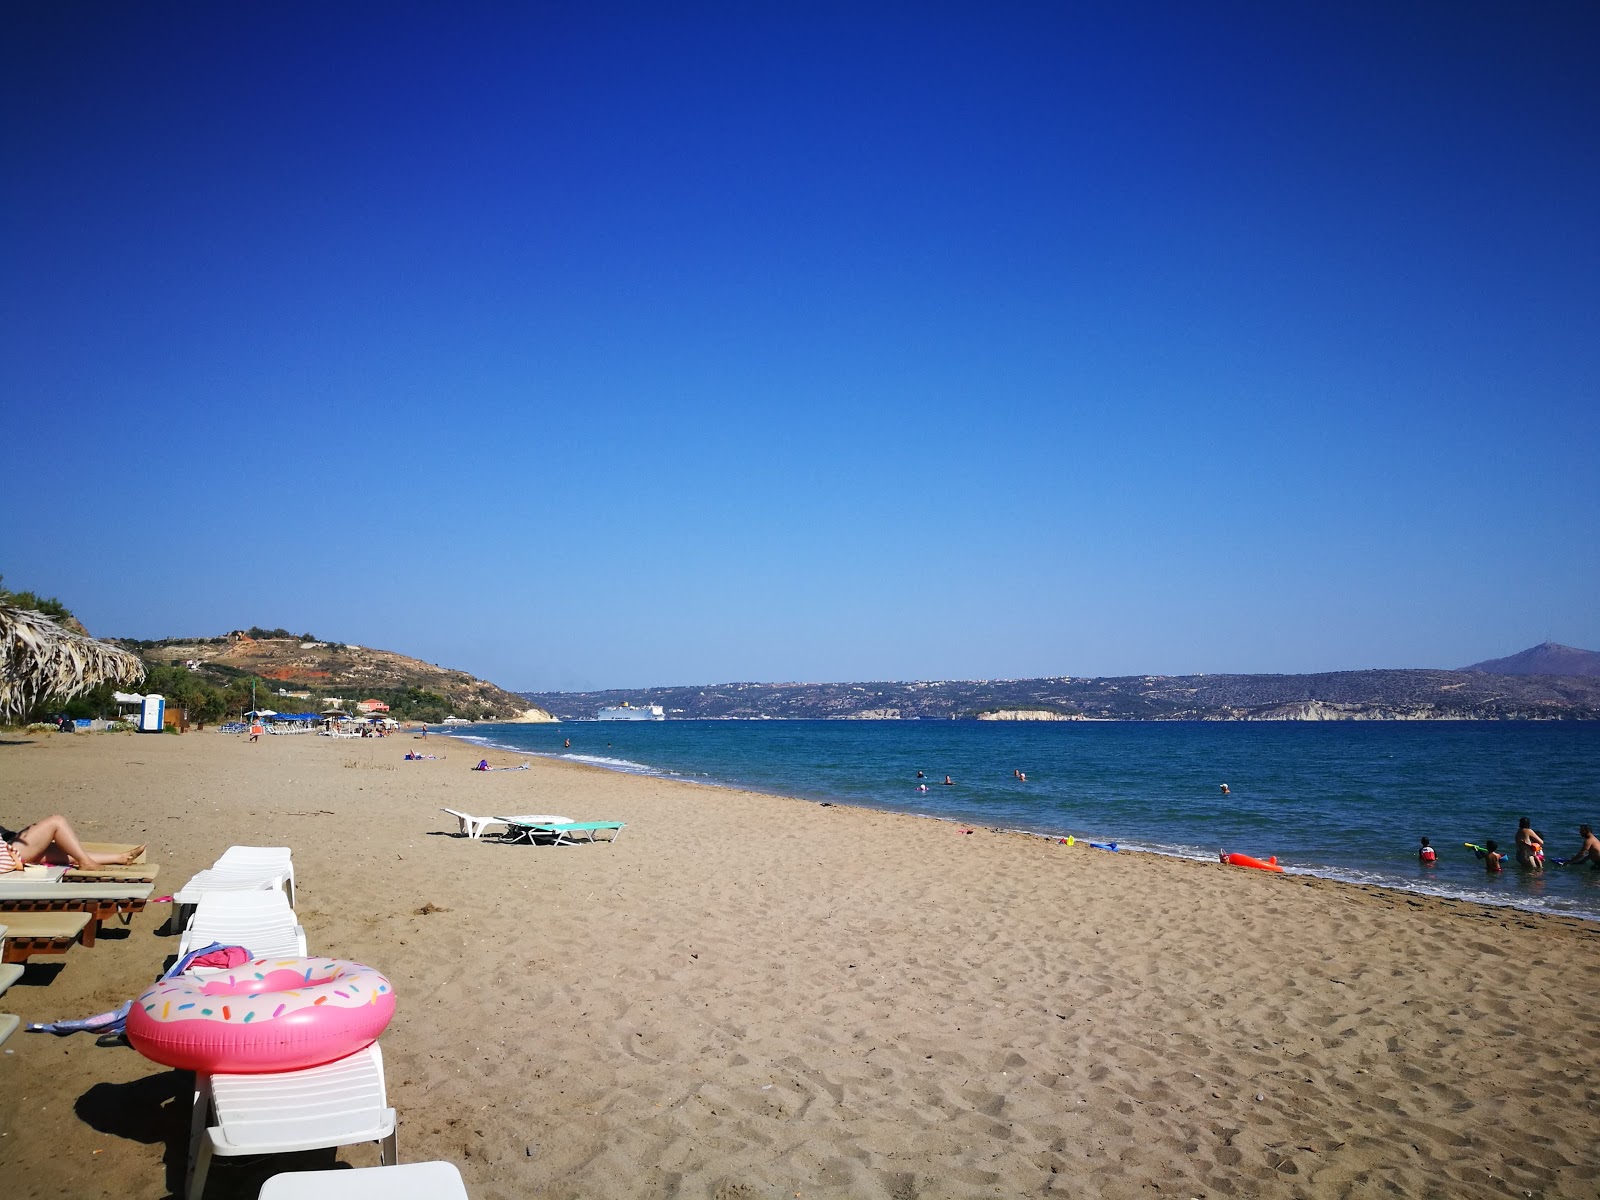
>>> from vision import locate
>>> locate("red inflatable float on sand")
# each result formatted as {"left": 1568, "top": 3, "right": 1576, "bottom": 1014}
{"left": 1220, "top": 850, "right": 1284, "bottom": 873}
{"left": 126, "top": 956, "right": 395, "bottom": 1074}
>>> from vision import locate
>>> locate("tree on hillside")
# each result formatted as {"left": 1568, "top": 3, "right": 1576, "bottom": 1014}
{"left": 0, "top": 575, "right": 74, "bottom": 624}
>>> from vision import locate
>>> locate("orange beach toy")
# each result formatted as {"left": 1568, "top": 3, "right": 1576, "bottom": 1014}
{"left": 1220, "top": 850, "right": 1284, "bottom": 873}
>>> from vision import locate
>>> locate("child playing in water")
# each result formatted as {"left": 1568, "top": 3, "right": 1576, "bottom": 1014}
{"left": 1481, "top": 840, "right": 1505, "bottom": 872}
{"left": 1418, "top": 836, "right": 1436, "bottom": 865}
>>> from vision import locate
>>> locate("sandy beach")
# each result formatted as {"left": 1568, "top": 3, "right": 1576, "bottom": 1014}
{"left": 1, "top": 728, "right": 1596, "bottom": 1199}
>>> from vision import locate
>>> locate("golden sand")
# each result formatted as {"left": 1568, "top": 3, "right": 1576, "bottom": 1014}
{"left": 1, "top": 729, "right": 1596, "bottom": 1198}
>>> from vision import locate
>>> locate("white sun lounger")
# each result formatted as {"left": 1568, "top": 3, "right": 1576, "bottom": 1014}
{"left": 259, "top": 1160, "right": 469, "bottom": 1199}
{"left": 179, "top": 889, "right": 308, "bottom": 960}
{"left": 188, "top": 1042, "right": 397, "bottom": 1200}
{"left": 0, "top": 928, "right": 21, "bottom": 1051}
{"left": 440, "top": 809, "right": 506, "bottom": 840}
{"left": 172, "top": 846, "right": 296, "bottom": 933}
{"left": 213, "top": 847, "right": 297, "bottom": 906}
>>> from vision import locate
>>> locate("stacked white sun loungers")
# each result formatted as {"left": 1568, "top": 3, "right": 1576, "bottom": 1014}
{"left": 0, "top": 927, "right": 22, "bottom": 1050}
{"left": 171, "top": 845, "right": 297, "bottom": 935}
{"left": 175, "top": 845, "right": 297, "bottom": 905}
{"left": 174, "top": 845, "right": 417, "bottom": 1197}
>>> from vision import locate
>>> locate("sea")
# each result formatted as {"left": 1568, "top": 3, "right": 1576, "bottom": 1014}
{"left": 444, "top": 719, "right": 1600, "bottom": 921}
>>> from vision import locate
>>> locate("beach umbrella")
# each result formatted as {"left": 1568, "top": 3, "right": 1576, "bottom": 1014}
{"left": 0, "top": 604, "right": 146, "bottom": 724}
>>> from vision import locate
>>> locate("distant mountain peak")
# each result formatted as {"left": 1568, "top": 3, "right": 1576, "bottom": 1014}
{"left": 1463, "top": 642, "right": 1600, "bottom": 677}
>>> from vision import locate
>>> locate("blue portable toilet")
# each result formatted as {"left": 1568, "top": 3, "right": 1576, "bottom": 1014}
{"left": 139, "top": 694, "right": 166, "bottom": 732}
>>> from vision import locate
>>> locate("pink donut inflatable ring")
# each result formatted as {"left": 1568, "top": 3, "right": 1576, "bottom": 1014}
{"left": 127, "top": 957, "right": 396, "bottom": 1074}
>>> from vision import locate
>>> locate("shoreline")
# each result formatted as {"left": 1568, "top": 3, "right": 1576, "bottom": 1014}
{"left": 439, "top": 726, "right": 1600, "bottom": 925}
{"left": 2, "top": 729, "right": 1597, "bottom": 1198}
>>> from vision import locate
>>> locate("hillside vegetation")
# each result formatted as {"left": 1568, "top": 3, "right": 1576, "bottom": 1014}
{"left": 116, "top": 630, "right": 553, "bottom": 724}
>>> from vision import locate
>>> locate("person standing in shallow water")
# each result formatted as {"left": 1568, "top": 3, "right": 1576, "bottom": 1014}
{"left": 1515, "top": 817, "right": 1544, "bottom": 869}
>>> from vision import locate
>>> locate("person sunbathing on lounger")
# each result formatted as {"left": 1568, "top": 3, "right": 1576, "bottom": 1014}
{"left": 1, "top": 814, "right": 146, "bottom": 871}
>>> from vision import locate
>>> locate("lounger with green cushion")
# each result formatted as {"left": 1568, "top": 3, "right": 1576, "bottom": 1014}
{"left": 0, "top": 881, "right": 155, "bottom": 941}
{"left": 548, "top": 821, "right": 625, "bottom": 845}
{"left": 493, "top": 815, "right": 573, "bottom": 845}
{"left": 0, "top": 911, "right": 92, "bottom": 962}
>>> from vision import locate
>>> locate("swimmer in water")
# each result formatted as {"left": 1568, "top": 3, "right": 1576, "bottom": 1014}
{"left": 1481, "top": 839, "right": 1505, "bottom": 872}
{"left": 1220, "top": 783, "right": 1230, "bottom": 796}
{"left": 1561, "top": 824, "right": 1600, "bottom": 868}
{"left": 1418, "top": 836, "right": 1436, "bottom": 865}
{"left": 1515, "top": 817, "right": 1544, "bottom": 869}
{"left": 943, "top": 775, "right": 954, "bottom": 786}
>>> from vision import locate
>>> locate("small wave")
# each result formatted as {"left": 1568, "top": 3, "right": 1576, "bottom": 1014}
{"left": 562, "top": 753, "right": 656, "bottom": 774}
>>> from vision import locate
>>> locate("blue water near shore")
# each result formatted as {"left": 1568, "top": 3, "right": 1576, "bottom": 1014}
{"left": 445, "top": 719, "right": 1600, "bottom": 920}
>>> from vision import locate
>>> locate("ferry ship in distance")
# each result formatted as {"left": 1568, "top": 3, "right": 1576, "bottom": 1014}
{"left": 595, "top": 701, "right": 666, "bottom": 721}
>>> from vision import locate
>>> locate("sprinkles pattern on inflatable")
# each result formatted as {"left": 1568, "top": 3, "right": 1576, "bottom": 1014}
{"left": 126, "top": 956, "right": 396, "bottom": 1073}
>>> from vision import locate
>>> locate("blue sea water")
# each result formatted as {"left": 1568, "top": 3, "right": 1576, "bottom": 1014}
{"left": 446, "top": 719, "right": 1600, "bottom": 920}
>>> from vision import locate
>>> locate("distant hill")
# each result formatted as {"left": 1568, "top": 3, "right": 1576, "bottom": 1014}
{"left": 523, "top": 663, "right": 1600, "bottom": 722}
{"left": 1462, "top": 641, "right": 1600, "bottom": 677}
{"left": 120, "top": 631, "right": 554, "bottom": 723}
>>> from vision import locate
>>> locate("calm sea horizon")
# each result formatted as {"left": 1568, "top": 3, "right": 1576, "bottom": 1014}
{"left": 443, "top": 718, "right": 1600, "bottom": 921}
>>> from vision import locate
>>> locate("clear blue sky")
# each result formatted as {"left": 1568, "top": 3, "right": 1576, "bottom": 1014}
{"left": 4, "top": 2, "right": 1597, "bottom": 691}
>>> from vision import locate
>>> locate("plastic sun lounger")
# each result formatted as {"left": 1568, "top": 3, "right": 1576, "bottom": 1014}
{"left": 440, "top": 808, "right": 507, "bottom": 840}
{"left": 179, "top": 889, "right": 308, "bottom": 960}
{"left": 0, "top": 939, "right": 21, "bottom": 997}
{"left": 188, "top": 1042, "right": 397, "bottom": 1200}
{"left": 0, "top": 932, "right": 17, "bottom": 1050}
{"left": 493, "top": 816, "right": 574, "bottom": 845}
{"left": 259, "top": 1160, "right": 469, "bottom": 1199}
{"left": 0, "top": 910, "right": 93, "bottom": 962}
{"left": 546, "top": 821, "right": 626, "bottom": 846}
{"left": 0, "top": 881, "right": 155, "bottom": 938}
{"left": 173, "top": 865, "right": 291, "bottom": 908}
{"left": 213, "top": 847, "right": 297, "bottom": 906}
{"left": 172, "top": 863, "right": 293, "bottom": 937}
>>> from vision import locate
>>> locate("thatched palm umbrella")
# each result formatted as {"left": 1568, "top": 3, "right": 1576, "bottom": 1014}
{"left": 0, "top": 604, "right": 146, "bottom": 724}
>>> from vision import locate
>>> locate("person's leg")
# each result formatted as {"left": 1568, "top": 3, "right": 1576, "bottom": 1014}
{"left": 13, "top": 815, "right": 145, "bottom": 867}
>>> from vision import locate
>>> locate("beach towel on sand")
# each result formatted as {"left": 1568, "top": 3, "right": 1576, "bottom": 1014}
{"left": 27, "top": 943, "right": 250, "bottom": 1037}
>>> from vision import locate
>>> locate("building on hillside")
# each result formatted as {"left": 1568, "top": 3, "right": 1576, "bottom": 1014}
{"left": 356, "top": 699, "right": 390, "bottom": 713}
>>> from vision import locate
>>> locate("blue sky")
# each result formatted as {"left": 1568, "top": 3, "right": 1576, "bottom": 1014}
{"left": 4, "top": 2, "right": 1597, "bottom": 691}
